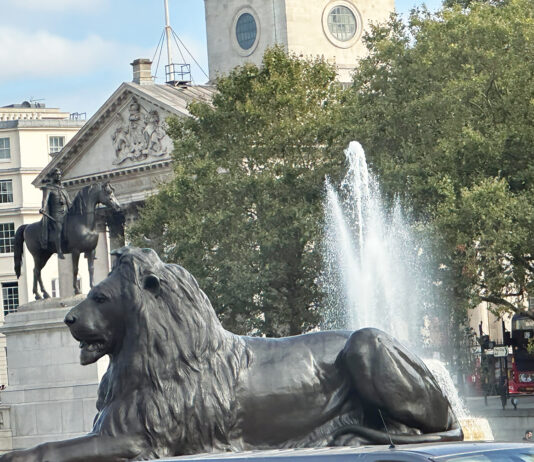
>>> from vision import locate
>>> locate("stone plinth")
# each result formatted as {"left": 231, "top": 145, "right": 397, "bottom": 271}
{"left": 0, "top": 296, "right": 108, "bottom": 451}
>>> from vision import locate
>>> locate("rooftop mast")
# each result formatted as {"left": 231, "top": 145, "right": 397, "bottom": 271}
{"left": 152, "top": 0, "right": 208, "bottom": 85}
{"left": 162, "top": 0, "right": 191, "bottom": 86}
{"left": 164, "top": 0, "right": 173, "bottom": 67}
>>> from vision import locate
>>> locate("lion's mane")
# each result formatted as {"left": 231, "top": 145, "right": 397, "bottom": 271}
{"left": 93, "top": 247, "right": 251, "bottom": 458}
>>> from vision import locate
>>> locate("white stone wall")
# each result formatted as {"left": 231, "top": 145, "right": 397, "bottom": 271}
{"left": 205, "top": 0, "right": 288, "bottom": 81}
{"left": 0, "top": 297, "right": 105, "bottom": 451}
{"left": 204, "top": 0, "right": 394, "bottom": 82}
{"left": 285, "top": 0, "right": 394, "bottom": 82}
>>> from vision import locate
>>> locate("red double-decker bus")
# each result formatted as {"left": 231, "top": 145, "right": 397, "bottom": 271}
{"left": 508, "top": 314, "right": 534, "bottom": 394}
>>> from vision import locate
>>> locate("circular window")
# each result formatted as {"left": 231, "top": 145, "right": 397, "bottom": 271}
{"left": 322, "top": 1, "right": 362, "bottom": 48}
{"left": 236, "top": 13, "right": 257, "bottom": 50}
{"left": 327, "top": 6, "right": 356, "bottom": 42}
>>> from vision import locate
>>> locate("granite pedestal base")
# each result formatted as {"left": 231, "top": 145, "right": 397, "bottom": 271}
{"left": 0, "top": 297, "right": 108, "bottom": 452}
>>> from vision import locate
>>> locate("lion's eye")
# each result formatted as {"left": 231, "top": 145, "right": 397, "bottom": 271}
{"left": 93, "top": 294, "right": 108, "bottom": 303}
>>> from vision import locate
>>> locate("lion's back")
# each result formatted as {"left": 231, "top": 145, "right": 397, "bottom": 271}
{"left": 233, "top": 330, "right": 354, "bottom": 447}
{"left": 241, "top": 330, "right": 352, "bottom": 392}
{"left": 243, "top": 330, "right": 352, "bottom": 367}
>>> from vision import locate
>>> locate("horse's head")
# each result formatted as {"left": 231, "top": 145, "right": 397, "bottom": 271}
{"left": 98, "top": 182, "right": 121, "bottom": 212}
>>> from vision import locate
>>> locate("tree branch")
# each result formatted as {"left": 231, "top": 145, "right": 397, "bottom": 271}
{"left": 479, "top": 294, "right": 520, "bottom": 313}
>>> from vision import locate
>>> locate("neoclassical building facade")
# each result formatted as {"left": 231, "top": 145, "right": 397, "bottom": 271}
{"left": 0, "top": 104, "right": 84, "bottom": 386}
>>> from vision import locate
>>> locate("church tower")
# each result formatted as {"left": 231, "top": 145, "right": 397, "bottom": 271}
{"left": 204, "top": 0, "right": 394, "bottom": 83}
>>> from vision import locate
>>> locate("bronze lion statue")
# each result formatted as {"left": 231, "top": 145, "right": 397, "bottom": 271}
{"left": 0, "top": 247, "right": 462, "bottom": 461}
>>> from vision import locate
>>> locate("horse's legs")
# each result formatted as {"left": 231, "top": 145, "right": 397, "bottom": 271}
{"left": 32, "top": 265, "right": 41, "bottom": 300}
{"left": 72, "top": 250, "right": 81, "bottom": 295}
{"left": 38, "top": 273, "right": 51, "bottom": 299}
{"left": 87, "top": 249, "right": 96, "bottom": 288}
{"left": 33, "top": 252, "right": 52, "bottom": 300}
{"left": 339, "top": 328, "right": 456, "bottom": 434}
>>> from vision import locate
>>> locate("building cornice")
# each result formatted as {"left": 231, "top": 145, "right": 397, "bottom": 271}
{"left": 0, "top": 167, "right": 44, "bottom": 175}
{"left": 0, "top": 272, "right": 16, "bottom": 278}
{"left": 0, "top": 120, "right": 85, "bottom": 130}
{"left": 63, "top": 159, "right": 172, "bottom": 186}
{"left": 0, "top": 206, "right": 40, "bottom": 216}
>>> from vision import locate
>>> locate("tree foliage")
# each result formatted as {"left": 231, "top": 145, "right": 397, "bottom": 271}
{"left": 442, "top": 0, "right": 506, "bottom": 9}
{"left": 346, "top": 0, "right": 534, "bottom": 319}
{"left": 129, "top": 47, "right": 346, "bottom": 336}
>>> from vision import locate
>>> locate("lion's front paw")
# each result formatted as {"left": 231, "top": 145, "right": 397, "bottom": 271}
{"left": 331, "top": 433, "right": 367, "bottom": 447}
{"left": 0, "top": 451, "right": 35, "bottom": 462}
{"left": 0, "top": 445, "right": 47, "bottom": 462}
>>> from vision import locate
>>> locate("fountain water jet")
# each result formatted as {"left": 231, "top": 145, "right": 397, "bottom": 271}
{"left": 322, "top": 142, "right": 493, "bottom": 440}
{"left": 322, "top": 141, "right": 435, "bottom": 347}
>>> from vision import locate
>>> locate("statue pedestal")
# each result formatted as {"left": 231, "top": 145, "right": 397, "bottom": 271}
{"left": 0, "top": 297, "right": 107, "bottom": 451}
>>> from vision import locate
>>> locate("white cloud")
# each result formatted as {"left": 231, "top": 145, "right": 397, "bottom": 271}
{"left": 4, "top": 0, "right": 107, "bottom": 11}
{"left": 0, "top": 27, "right": 152, "bottom": 83}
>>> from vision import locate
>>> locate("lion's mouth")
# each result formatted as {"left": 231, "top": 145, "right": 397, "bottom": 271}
{"left": 77, "top": 339, "right": 108, "bottom": 365}
{"left": 79, "top": 340, "right": 106, "bottom": 353}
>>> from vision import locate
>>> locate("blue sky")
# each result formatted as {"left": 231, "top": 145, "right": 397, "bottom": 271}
{"left": 0, "top": 0, "right": 442, "bottom": 118}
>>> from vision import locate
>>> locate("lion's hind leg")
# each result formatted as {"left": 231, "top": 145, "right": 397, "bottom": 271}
{"left": 338, "top": 328, "right": 460, "bottom": 437}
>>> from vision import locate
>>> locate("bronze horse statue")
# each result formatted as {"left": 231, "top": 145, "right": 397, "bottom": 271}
{"left": 14, "top": 182, "right": 121, "bottom": 299}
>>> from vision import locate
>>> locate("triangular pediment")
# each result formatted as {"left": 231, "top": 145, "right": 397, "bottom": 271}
{"left": 67, "top": 95, "right": 174, "bottom": 179}
{"left": 34, "top": 82, "right": 215, "bottom": 187}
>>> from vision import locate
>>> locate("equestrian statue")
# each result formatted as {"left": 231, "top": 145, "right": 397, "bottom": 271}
{"left": 14, "top": 168, "right": 121, "bottom": 299}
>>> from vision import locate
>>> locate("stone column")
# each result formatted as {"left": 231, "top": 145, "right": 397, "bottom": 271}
{"left": 107, "top": 210, "right": 125, "bottom": 251}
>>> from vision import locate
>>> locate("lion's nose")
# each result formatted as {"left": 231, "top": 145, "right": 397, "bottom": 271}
{"left": 64, "top": 313, "right": 76, "bottom": 326}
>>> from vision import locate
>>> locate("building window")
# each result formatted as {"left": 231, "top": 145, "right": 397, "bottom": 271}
{"left": 0, "top": 138, "right": 10, "bottom": 160}
{"left": 49, "top": 136, "right": 65, "bottom": 155}
{"left": 0, "top": 180, "right": 13, "bottom": 204}
{"left": 236, "top": 13, "right": 257, "bottom": 50}
{"left": 327, "top": 6, "right": 357, "bottom": 42}
{"left": 0, "top": 223, "right": 15, "bottom": 254}
{"left": 2, "top": 282, "right": 18, "bottom": 316}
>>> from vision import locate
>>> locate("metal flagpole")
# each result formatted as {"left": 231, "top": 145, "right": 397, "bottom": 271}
{"left": 164, "top": 0, "right": 173, "bottom": 67}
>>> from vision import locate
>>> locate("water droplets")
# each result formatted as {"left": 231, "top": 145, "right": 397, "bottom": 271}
{"left": 321, "top": 142, "right": 434, "bottom": 346}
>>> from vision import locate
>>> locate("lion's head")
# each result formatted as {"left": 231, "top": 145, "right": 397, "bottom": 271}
{"left": 65, "top": 246, "right": 231, "bottom": 365}
{"left": 64, "top": 246, "right": 249, "bottom": 456}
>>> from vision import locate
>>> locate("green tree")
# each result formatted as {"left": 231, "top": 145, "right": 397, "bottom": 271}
{"left": 129, "top": 47, "right": 346, "bottom": 336}
{"left": 346, "top": 0, "right": 534, "bottom": 320}
{"left": 442, "top": 0, "right": 505, "bottom": 9}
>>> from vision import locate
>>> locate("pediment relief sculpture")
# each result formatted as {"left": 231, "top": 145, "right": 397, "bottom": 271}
{"left": 111, "top": 98, "right": 171, "bottom": 165}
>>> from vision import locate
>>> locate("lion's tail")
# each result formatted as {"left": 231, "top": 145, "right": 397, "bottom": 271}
{"left": 14, "top": 225, "right": 27, "bottom": 278}
{"left": 331, "top": 423, "right": 463, "bottom": 445}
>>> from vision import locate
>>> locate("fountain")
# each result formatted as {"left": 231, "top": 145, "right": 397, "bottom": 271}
{"left": 426, "top": 359, "right": 493, "bottom": 441}
{"left": 322, "top": 141, "right": 493, "bottom": 441}
{"left": 322, "top": 141, "right": 436, "bottom": 347}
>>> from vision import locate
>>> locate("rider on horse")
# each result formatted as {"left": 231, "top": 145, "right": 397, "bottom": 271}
{"left": 40, "top": 168, "right": 71, "bottom": 259}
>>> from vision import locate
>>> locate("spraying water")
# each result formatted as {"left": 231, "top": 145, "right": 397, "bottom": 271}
{"left": 321, "top": 142, "right": 493, "bottom": 439}
{"left": 322, "top": 141, "right": 435, "bottom": 346}
{"left": 425, "top": 359, "right": 469, "bottom": 420}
